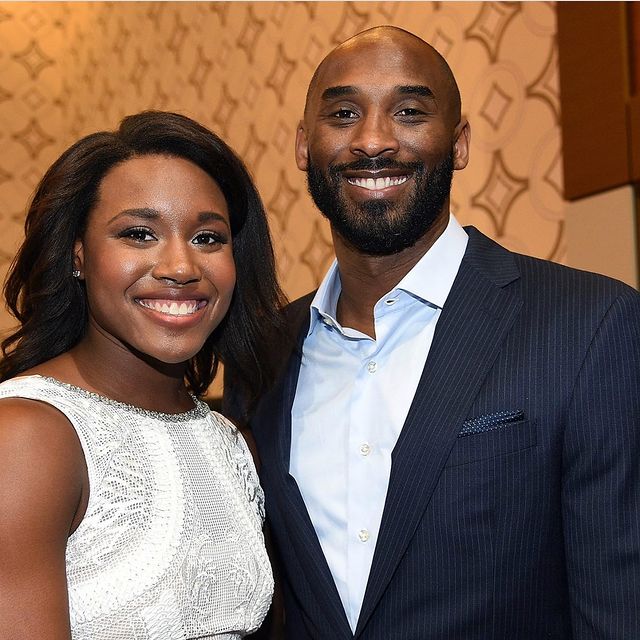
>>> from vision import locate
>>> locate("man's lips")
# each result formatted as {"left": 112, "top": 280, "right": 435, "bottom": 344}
{"left": 337, "top": 164, "right": 415, "bottom": 193}
{"left": 346, "top": 175, "right": 409, "bottom": 191}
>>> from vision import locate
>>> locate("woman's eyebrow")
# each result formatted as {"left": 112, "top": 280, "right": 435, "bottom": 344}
{"left": 107, "top": 207, "right": 158, "bottom": 225}
{"left": 107, "top": 209, "right": 228, "bottom": 225}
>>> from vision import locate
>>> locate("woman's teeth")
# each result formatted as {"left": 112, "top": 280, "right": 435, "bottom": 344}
{"left": 138, "top": 300, "right": 202, "bottom": 316}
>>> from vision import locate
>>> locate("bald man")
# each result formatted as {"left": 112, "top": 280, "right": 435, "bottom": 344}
{"left": 226, "top": 26, "right": 640, "bottom": 639}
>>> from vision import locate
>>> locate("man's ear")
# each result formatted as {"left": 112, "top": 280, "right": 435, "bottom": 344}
{"left": 295, "top": 121, "right": 309, "bottom": 171}
{"left": 73, "top": 238, "right": 84, "bottom": 279}
{"left": 453, "top": 118, "right": 470, "bottom": 171}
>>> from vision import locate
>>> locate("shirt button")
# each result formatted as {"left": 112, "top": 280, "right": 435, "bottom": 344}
{"left": 358, "top": 529, "right": 370, "bottom": 542}
{"left": 385, "top": 298, "right": 397, "bottom": 306}
{"left": 367, "top": 361, "right": 377, "bottom": 373}
{"left": 360, "top": 443, "right": 371, "bottom": 456}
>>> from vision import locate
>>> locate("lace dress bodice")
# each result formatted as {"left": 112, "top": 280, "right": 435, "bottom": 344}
{"left": 0, "top": 375, "right": 273, "bottom": 639}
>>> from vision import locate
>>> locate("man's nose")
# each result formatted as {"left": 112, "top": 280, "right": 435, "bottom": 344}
{"left": 349, "top": 111, "right": 400, "bottom": 158}
{"left": 151, "top": 240, "right": 201, "bottom": 285}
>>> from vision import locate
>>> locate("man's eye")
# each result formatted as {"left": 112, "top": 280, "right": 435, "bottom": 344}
{"left": 332, "top": 108, "right": 358, "bottom": 119}
{"left": 396, "top": 108, "right": 424, "bottom": 117}
{"left": 119, "top": 227, "right": 155, "bottom": 242}
{"left": 192, "top": 231, "right": 227, "bottom": 246}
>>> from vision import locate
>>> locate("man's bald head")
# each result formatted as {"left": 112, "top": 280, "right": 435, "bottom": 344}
{"left": 295, "top": 24, "right": 471, "bottom": 257}
{"left": 304, "top": 26, "right": 462, "bottom": 126}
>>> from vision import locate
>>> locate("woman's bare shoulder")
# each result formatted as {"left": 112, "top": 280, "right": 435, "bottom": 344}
{"left": 0, "top": 394, "right": 81, "bottom": 448}
{"left": 0, "top": 395, "right": 86, "bottom": 529}
{"left": 0, "top": 396, "right": 83, "bottom": 639}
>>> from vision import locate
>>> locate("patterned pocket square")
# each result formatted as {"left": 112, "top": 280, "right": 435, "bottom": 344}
{"left": 458, "top": 410, "right": 525, "bottom": 437}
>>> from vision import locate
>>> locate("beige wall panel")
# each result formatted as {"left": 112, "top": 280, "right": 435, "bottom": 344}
{"left": 565, "top": 186, "right": 638, "bottom": 289}
{"left": 0, "top": 3, "right": 67, "bottom": 332}
{"left": 1, "top": 1, "right": 570, "bottom": 338}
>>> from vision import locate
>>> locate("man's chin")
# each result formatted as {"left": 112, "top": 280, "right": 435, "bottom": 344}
{"left": 358, "top": 198, "right": 395, "bottom": 216}
{"left": 340, "top": 237, "right": 419, "bottom": 256}
{"left": 332, "top": 221, "right": 420, "bottom": 256}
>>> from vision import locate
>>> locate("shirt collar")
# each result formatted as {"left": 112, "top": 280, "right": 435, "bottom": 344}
{"left": 395, "top": 214, "right": 468, "bottom": 308}
{"left": 308, "top": 260, "right": 341, "bottom": 335}
{"left": 307, "top": 215, "right": 468, "bottom": 335}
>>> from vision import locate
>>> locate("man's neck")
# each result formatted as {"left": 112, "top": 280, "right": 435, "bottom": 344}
{"left": 332, "top": 213, "right": 449, "bottom": 338}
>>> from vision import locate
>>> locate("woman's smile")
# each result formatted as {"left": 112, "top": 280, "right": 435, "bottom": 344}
{"left": 136, "top": 298, "right": 207, "bottom": 317}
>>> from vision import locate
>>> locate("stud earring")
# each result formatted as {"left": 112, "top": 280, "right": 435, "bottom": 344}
{"left": 72, "top": 269, "right": 81, "bottom": 278}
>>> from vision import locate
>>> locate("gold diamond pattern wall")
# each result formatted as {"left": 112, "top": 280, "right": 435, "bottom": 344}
{"left": 0, "top": 2, "right": 564, "bottom": 333}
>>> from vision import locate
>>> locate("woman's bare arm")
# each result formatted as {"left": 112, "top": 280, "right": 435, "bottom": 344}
{"left": 0, "top": 398, "right": 87, "bottom": 640}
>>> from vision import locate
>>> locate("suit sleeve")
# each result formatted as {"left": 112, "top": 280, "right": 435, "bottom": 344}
{"left": 562, "top": 288, "right": 640, "bottom": 637}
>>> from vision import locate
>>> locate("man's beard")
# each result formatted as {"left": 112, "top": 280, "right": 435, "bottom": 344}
{"left": 306, "top": 153, "right": 454, "bottom": 256}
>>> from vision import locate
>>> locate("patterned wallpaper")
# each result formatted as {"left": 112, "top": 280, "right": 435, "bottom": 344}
{"left": 0, "top": 1, "right": 563, "bottom": 334}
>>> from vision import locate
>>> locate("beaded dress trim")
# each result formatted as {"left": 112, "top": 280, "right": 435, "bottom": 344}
{"left": 0, "top": 375, "right": 273, "bottom": 640}
{"left": 38, "top": 375, "right": 210, "bottom": 421}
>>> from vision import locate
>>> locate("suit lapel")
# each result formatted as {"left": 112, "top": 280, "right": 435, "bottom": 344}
{"left": 355, "top": 229, "right": 523, "bottom": 635}
{"left": 264, "top": 311, "right": 354, "bottom": 638}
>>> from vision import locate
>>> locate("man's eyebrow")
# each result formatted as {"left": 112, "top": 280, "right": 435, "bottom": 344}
{"left": 320, "top": 85, "right": 357, "bottom": 101}
{"left": 397, "top": 85, "right": 435, "bottom": 98}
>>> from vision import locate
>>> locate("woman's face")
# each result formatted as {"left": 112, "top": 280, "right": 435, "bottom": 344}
{"left": 74, "top": 153, "right": 236, "bottom": 365}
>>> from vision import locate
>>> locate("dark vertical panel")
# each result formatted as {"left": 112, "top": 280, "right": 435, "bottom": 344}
{"left": 629, "top": 3, "right": 640, "bottom": 95}
{"left": 557, "top": 2, "right": 630, "bottom": 199}
{"left": 629, "top": 4, "right": 640, "bottom": 182}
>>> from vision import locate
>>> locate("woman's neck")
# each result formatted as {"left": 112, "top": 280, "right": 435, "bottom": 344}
{"left": 29, "top": 336, "right": 194, "bottom": 414}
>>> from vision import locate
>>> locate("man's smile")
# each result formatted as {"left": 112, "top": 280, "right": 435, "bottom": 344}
{"left": 346, "top": 175, "right": 409, "bottom": 191}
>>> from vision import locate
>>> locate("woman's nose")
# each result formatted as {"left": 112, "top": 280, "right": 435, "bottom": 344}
{"left": 151, "top": 240, "right": 201, "bottom": 285}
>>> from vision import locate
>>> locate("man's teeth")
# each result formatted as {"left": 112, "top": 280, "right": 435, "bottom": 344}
{"left": 139, "top": 300, "right": 201, "bottom": 316}
{"left": 347, "top": 176, "right": 408, "bottom": 190}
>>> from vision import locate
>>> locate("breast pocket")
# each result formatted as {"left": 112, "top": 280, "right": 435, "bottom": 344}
{"left": 445, "top": 419, "right": 537, "bottom": 467}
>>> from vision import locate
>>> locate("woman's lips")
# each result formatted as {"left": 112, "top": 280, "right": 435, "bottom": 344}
{"left": 136, "top": 299, "right": 207, "bottom": 317}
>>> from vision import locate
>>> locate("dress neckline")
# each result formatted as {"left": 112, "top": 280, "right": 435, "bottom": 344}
{"left": 15, "top": 374, "right": 209, "bottom": 422}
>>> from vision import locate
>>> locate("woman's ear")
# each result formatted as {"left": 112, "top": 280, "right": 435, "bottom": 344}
{"left": 73, "top": 238, "right": 84, "bottom": 279}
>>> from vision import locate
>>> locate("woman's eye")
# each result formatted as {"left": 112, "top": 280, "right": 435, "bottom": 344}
{"left": 119, "top": 227, "right": 155, "bottom": 242}
{"left": 192, "top": 231, "right": 227, "bottom": 246}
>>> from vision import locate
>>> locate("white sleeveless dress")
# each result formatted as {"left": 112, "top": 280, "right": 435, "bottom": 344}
{"left": 0, "top": 375, "right": 273, "bottom": 639}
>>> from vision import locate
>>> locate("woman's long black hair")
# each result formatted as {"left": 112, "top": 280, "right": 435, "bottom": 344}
{"left": 0, "top": 111, "right": 287, "bottom": 405}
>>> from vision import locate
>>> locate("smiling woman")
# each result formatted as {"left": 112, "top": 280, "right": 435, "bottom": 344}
{"left": 0, "top": 112, "right": 284, "bottom": 640}
{"left": 75, "top": 153, "right": 237, "bottom": 372}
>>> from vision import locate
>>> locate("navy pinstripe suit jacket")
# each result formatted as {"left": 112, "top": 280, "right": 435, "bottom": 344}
{"left": 236, "top": 227, "right": 640, "bottom": 639}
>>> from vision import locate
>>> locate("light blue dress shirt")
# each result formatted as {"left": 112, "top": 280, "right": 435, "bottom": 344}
{"left": 290, "top": 215, "right": 469, "bottom": 631}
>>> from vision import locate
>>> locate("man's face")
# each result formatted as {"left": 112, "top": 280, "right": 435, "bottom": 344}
{"left": 296, "top": 35, "right": 469, "bottom": 255}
